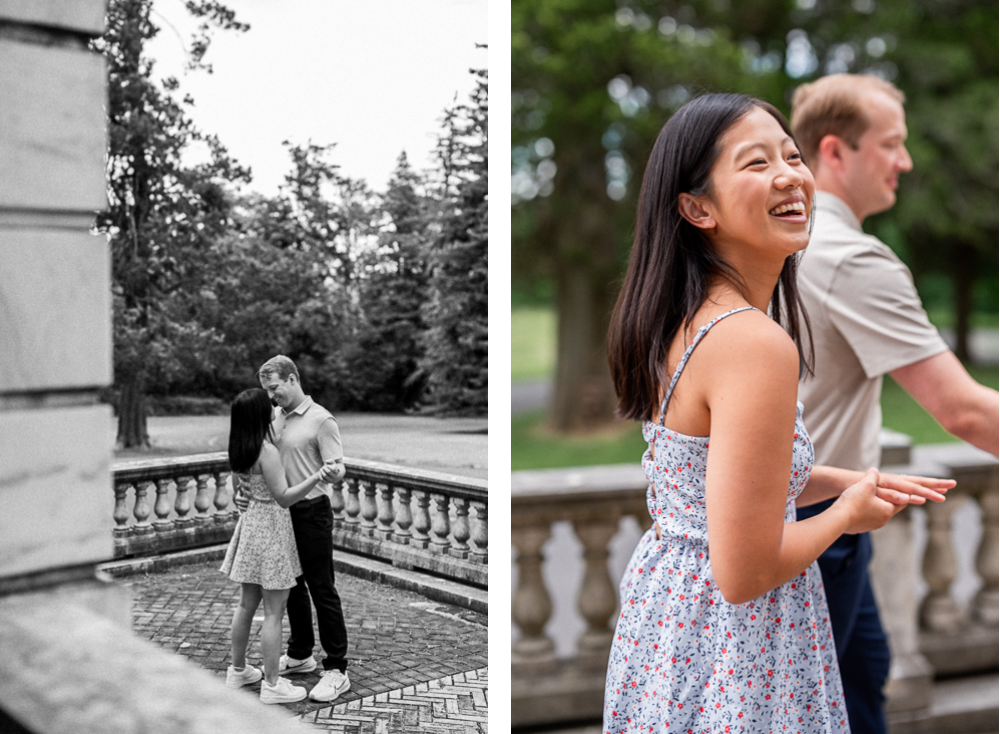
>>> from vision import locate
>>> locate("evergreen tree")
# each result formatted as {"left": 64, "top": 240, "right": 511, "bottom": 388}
{"left": 350, "top": 153, "right": 431, "bottom": 410}
{"left": 420, "top": 69, "right": 488, "bottom": 416}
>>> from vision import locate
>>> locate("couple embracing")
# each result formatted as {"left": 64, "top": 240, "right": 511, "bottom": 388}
{"left": 219, "top": 355, "right": 351, "bottom": 705}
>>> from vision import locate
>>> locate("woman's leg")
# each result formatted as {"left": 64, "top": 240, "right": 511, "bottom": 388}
{"left": 231, "top": 583, "right": 262, "bottom": 669}
{"left": 261, "top": 587, "right": 291, "bottom": 684}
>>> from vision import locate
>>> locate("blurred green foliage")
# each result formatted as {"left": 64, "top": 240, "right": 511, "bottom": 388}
{"left": 512, "top": 364, "right": 1000, "bottom": 470}
{"left": 513, "top": 0, "right": 998, "bottom": 429}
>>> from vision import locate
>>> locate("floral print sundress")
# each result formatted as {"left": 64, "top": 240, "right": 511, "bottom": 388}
{"left": 604, "top": 307, "right": 849, "bottom": 734}
{"left": 220, "top": 472, "right": 302, "bottom": 590}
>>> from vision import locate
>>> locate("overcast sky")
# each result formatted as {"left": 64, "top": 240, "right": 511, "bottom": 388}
{"left": 147, "top": 0, "right": 487, "bottom": 195}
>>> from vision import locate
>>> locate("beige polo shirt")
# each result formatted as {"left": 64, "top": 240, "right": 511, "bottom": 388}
{"left": 797, "top": 193, "right": 948, "bottom": 471}
{"left": 272, "top": 396, "right": 343, "bottom": 501}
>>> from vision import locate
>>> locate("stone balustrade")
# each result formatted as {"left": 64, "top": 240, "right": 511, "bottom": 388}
{"left": 510, "top": 440, "right": 999, "bottom": 728}
{"left": 331, "top": 459, "right": 488, "bottom": 587}
{"left": 112, "top": 453, "right": 488, "bottom": 587}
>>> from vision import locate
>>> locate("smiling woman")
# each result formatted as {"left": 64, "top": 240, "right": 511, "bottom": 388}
{"left": 601, "top": 93, "right": 954, "bottom": 734}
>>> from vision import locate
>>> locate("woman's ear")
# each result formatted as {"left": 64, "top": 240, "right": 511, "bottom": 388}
{"left": 677, "top": 193, "right": 716, "bottom": 230}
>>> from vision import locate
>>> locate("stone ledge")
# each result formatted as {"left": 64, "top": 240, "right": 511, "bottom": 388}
{"left": 0, "top": 594, "right": 310, "bottom": 734}
{"left": 888, "top": 673, "right": 999, "bottom": 734}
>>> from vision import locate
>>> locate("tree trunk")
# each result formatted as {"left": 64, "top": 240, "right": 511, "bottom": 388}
{"left": 549, "top": 261, "right": 620, "bottom": 432}
{"left": 117, "top": 372, "right": 150, "bottom": 449}
{"left": 547, "top": 145, "right": 622, "bottom": 433}
{"left": 952, "top": 242, "right": 974, "bottom": 364}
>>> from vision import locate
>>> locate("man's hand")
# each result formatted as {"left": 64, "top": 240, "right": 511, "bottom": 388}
{"left": 323, "top": 461, "right": 347, "bottom": 484}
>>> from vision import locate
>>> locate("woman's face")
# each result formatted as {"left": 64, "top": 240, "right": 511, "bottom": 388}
{"left": 690, "top": 106, "right": 815, "bottom": 262}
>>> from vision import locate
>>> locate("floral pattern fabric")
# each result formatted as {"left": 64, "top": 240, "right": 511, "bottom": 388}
{"left": 604, "top": 307, "right": 849, "bottom": 734}
{"left": 220, "top": 472, "right": 302, "bottom": 590}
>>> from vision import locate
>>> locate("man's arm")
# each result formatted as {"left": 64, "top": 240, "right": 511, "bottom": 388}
{"left": 317, "top": 417, "right": 346, "bottom": 481}
{"left": 890, "top": 350, "right": 999, "bottom": 457}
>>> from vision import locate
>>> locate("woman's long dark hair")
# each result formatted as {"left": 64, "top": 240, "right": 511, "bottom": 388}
{"left": 228, "top": 388, "right": 274, "bottom": 473}
{"left": 607, "top": 93, "right": 813, "bottom": 422}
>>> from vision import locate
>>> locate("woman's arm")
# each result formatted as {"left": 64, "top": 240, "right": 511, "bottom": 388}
{"left": 259, "top": 443, "right": 337, "bottom": 508}
{"left": 699, "top": 316, "right": 914, "bottom": 604}
{"left": 797, "top": 465, "right": 953, "bottom": 508}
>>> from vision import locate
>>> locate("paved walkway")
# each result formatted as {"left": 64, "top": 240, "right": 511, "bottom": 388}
{"left": 121, "top": 559, "right": 488, "bottom": 732}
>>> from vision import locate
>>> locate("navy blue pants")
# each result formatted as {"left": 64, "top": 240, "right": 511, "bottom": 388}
{"left": 798, "top": 500, "right": 890, "bottom": 734}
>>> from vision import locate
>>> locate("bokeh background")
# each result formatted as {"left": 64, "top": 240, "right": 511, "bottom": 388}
{"left": 511, "top": 0, "right": 998, "bottom": 469}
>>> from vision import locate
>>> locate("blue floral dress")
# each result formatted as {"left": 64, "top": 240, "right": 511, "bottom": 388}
{"left": 604, "top": 307, "right": 849, "bottom": 734}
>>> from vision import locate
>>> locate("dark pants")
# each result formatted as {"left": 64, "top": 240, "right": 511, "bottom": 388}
{"left": 287, "top": 495, "right": 349, "bottom": 673}
{"left": 798, "top": 500, "right": 890, "bottom": 734}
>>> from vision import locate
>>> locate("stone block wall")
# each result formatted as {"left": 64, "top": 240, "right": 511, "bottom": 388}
{"left": 0, "top": 1, "right": 114, "bottom": 581}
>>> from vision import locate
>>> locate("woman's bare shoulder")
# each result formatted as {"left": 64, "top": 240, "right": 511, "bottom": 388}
{"left": 699, "top": 309, "right": 799, "bottom": 381}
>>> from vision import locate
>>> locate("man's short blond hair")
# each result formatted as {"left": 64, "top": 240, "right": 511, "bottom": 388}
{"left": 790, "top": 74, "right": 905, "bottom": 168}
{"left": 257, "top": 355, "right": 300, "bottom": 383}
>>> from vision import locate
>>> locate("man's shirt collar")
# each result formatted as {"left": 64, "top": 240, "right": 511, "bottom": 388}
{"left": 816, "top": 191, "right": 862, "bottom": 233}
{"left": 282, "top": 395, "right": 314, "bottom": 417}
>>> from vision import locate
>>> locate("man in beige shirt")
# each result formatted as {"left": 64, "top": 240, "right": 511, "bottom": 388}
{"left": 791, "top": 74, "right": 998, "bottom": 734}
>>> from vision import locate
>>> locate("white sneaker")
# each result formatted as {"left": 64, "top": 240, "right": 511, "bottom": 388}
{"left": 278, "top": 654, "right": 317, "bottom": 675}
{"left": 225, "top": 664, "right": 263, "bottom": 689}
{"left": 309, "top": 669, "right": 351, "bottom": 702}
{"left": 259, "top": 676, "right": 307, "bottom": 704}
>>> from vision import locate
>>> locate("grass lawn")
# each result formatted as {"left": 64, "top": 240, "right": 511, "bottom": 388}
{"left": 512, "top": 307, "right": 556, "bottom": 381}
{"left": 512, "top": 307, "right": 999, "bottom": 470}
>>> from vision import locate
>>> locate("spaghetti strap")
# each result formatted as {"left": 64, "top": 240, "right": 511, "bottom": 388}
{"left": 657, "top": 306, "right": 760, "bottom": 426}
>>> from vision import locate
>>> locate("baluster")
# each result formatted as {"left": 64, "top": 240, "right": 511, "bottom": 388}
{"left": 376, "top": 483, "right": 395, "bottom": 540}
{"left": 469, "top": 500, "right": 488, "bottom": 562}
{"left": 113, "top": 482, "right": 131, "bottom": 530}
{"left": 174, "top": 475, "right": 193, "bottom": 527}
{"left": 213, "top": 471, "right": 233, "bottom": 523}
{"left": 512, "top": 523, "right": 556, "bottom": 667}
{"left": 330, "top": 476, "right": 346, "bottom": 526}
{"left": 920, "top": 496, "right": 963, "bottom": 632}
{"left": 360, "top": 479, "right": 378, "bottom": 535}
{"left": 973, "top": 479, "right": 999, "bottom": 624}
{"left": 451, "top": 497, "right": 470, "bottom": 558}
{"left": 430, "top": 494, "right": 451, "bottom": 550}
{"left": 132, "top": 481, "right": 153, "bottom": 532}
{"left": 153, "top": 478, "right": 173, "bottom": 530}
{"left": 394, "top": 487, "right": 413, "bottom": 545}
{"left": 411, "top": 490, "right": 431, "bottom": 549}
{"left": 193, "top": 473, "right": 213, "bottom": 526}
{"left": 573, "top": 517, "right": 619, "bottom": 665}
{"left": 344, "top": 477, "right": 361, "bottom": 530}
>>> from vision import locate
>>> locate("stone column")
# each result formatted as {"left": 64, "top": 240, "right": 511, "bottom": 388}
{"left": 0, "top": 2, "right": 116, "bottom": 585}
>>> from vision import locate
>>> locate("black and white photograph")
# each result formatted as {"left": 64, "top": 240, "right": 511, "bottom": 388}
{"left": 0, "top": 1, "right": 487, "bottom": 731}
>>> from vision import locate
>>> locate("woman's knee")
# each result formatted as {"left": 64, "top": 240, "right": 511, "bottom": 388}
{"left": 262, "top": 588, "right": 290, "bottom": 617}
{"left": 239, "top": 583, "right": 262, "bottom": 611}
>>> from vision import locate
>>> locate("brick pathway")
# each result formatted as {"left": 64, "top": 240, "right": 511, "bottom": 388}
{"left": 122, "top": 560, "right": 487, "bottom": 730}
{"left": 309, "top": 668, "right": 488, "bottom": 733}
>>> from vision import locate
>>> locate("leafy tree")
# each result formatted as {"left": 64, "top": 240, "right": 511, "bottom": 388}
{"left": 512, "top": 1, "right": 761, "bottom": 431}
{"left": 420, "top": 69, "right": 489, "bottom": 416}
{"left": 514, "top": 0, "right": 997, "bottom": 432}
{"left": 92, "top": 0, "right": 249, "bottom": 448}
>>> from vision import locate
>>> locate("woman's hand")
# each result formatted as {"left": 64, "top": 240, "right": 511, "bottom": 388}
{"left": 874, "top": 471, "right": 954, "bottom": 506}
{"left": 317, "top": 462, "right": 345, "bottom": 483}
{"left": 834, "top": 469, "right": 911, "bottom": 534}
